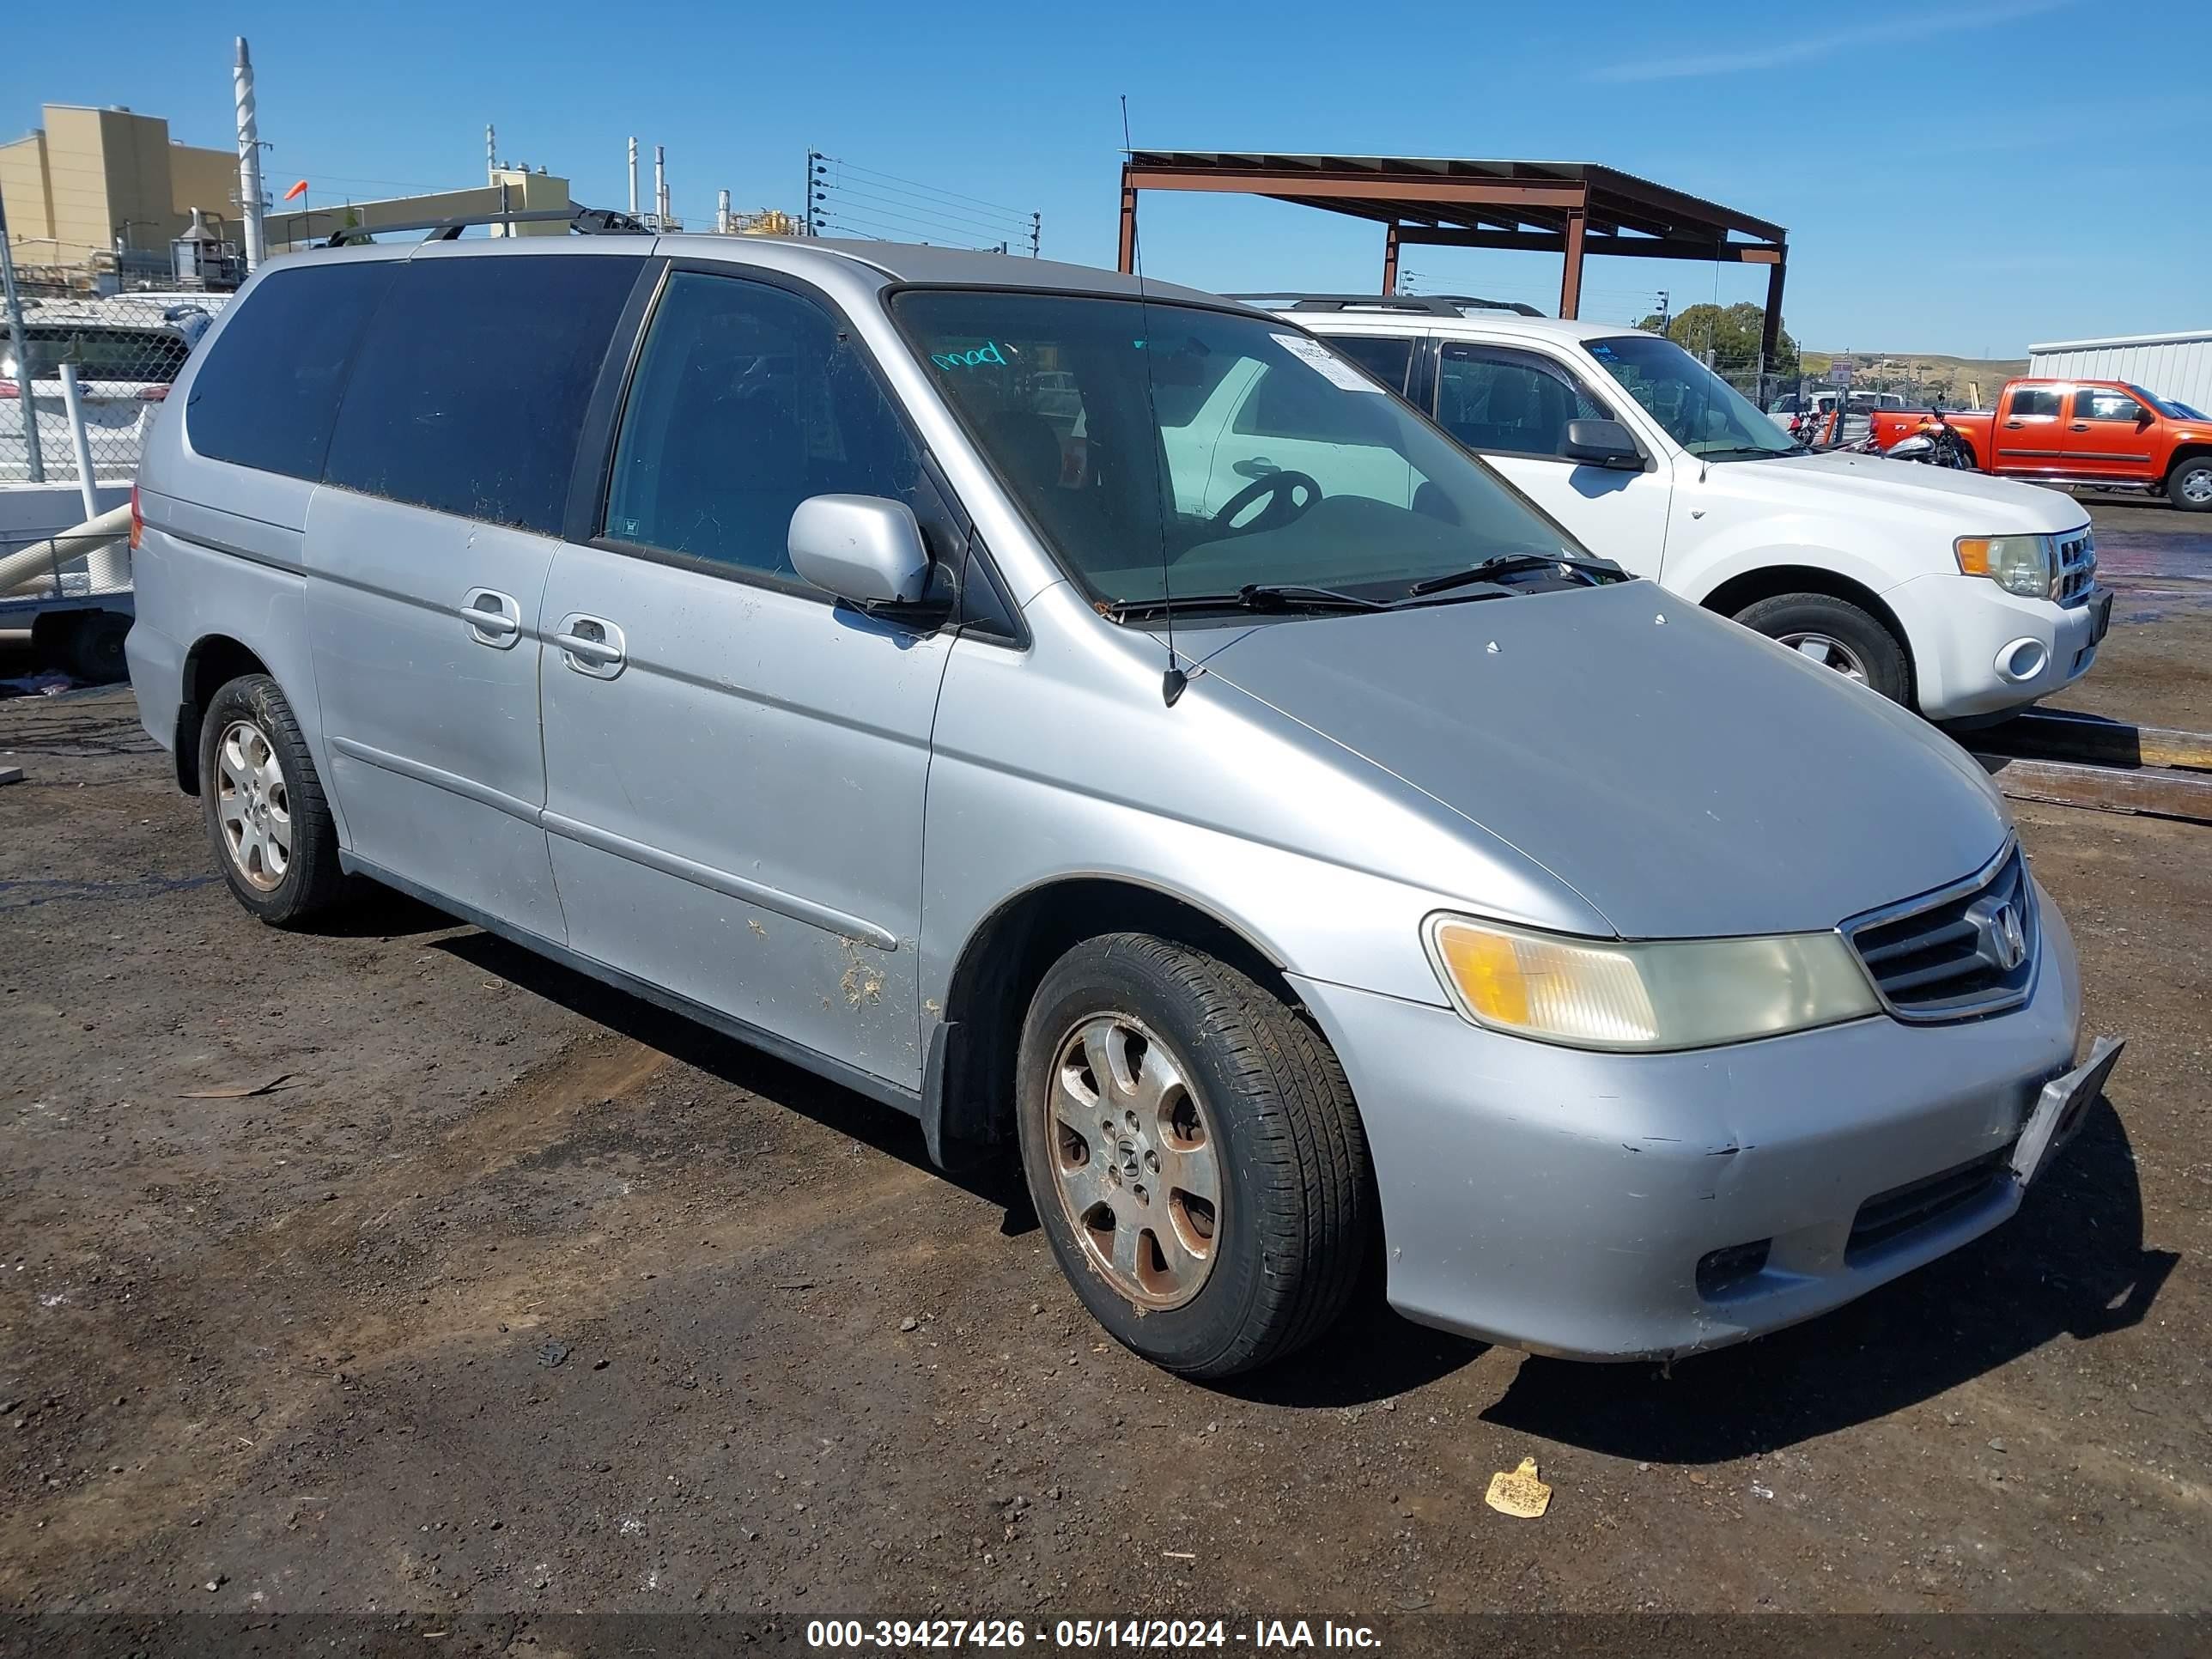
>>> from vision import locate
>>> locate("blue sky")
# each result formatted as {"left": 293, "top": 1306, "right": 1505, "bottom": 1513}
{"left": 10, "top": 0, "right": 2203, "bottom": 356}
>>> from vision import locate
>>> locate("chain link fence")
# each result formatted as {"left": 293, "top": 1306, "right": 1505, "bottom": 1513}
{"left": 3, "top": 295, "right": 224, "bottom": 484}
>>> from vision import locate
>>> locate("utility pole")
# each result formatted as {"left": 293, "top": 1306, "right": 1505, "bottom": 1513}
{"left": 485, "top": 124, "right": 497, "bottom": 178}
{"left": 1655, "top": 289, "right": 1671, "bottom": 333}
{"left": 234, "top": 37, "right": 267, "bottom": 270}
{"left": 716, "top": 190, "right": 732, "bottom": 235}
{"left": 0, "top": 190, "right": 48, "bottom": 482}
{"left": 627, "top": 137, "right": 640, "bottom": 217}
{"left": 806, "top": 150, "right": 826, "bottom": 237}
{"left": 1030, "top": 212, "right": 1041, "bottom": 258}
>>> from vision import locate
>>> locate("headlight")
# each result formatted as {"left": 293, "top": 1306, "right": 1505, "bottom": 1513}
{"left": 1955, "top": 534, "right": 2057, "bottom": 599}
{"left": 1424, "top": 914, "right": 1881, "bottom": 1052}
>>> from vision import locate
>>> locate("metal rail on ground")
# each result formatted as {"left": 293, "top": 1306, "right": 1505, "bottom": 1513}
{"left": 1971, "top": 709, "right": 2212, "bottom": 825}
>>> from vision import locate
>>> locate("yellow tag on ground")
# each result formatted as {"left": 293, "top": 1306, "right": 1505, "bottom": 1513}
{"left": 1485, "top": 1456, "right": 1552, "bottom": 1518}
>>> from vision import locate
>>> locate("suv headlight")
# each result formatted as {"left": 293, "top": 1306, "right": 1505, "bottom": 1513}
{"left": 1424, "top": 915, "right": 1880, "bottom": 1052}
{"left": 1955, "top": 534, "right": 2057, "bottom": 599}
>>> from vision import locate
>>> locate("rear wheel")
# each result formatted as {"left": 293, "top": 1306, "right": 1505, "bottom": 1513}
{"left": 198, "top": 674, "right": 346, "bottom": 927}
{"left": 66, "top": 611, "right": 131, "bottom": 683}
{"left": 1016, "top": 933, "right": 1371, "bottom": 1378}
{"left": 2168, "top": 456, "right": 2212, "bottom": 513}
{"left": 1734, "top": 592, "right": 1911, "bottom": 706}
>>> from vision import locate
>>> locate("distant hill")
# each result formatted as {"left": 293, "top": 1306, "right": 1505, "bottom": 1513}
{"left": 1802, "top": 350, "right": 2028, "bottom": 410}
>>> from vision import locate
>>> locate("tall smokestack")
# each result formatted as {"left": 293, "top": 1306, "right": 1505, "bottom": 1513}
{"left": 717, "top": 189, "right": 732, "bottom": 234}
{"left": 654, "top": 145, "right": 669, "bottom": 226}
{"left": 627, "top": 137, "right": 639, "bottom": 216}
{"left": 234, "top": 37, "right": 266, "bottom": 270}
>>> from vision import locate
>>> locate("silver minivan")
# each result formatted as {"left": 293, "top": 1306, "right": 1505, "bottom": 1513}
{"left": 125, "top": 233, "right": 2118, "bottom": 1376}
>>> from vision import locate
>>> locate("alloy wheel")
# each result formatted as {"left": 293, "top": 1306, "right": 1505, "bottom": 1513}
{"left": 1778, "top": 630, "right": 1870, "bottom": 684}
{"left": 1046, "top": 1014, "right": 1221, "bottom": 1310}
{"left": 216, "top": 718, "right": 292, "bottom": 891}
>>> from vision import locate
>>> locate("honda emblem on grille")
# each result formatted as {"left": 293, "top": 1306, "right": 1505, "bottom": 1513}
{"left": 1987, "top": 901, "right": 2027, "bottom": 971}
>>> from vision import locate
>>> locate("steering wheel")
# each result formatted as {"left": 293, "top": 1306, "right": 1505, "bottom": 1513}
{"left": 1211, "top": 470, "right": 1322, "bottom": 535}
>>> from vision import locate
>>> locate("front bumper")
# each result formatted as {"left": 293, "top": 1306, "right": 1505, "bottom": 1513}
{"left": 1887, "top": 572, "right": 2106, "bottom": 720}
{"left": 1291, "top": 885, "right": 2086, "bottom": 1361}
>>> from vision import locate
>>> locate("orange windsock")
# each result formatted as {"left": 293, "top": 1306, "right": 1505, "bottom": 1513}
{"left": 283, "top": 179, "right": 308, "bottom": 201}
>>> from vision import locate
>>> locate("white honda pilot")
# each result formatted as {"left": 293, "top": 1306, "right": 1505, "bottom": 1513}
{"left": 1234, "top": 296, "right": 2109, "bottom": 721}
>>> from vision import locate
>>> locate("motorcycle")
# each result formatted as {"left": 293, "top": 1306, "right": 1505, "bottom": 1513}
{"left": 1885, "top": 406, "right": 1974, "bottom": 469}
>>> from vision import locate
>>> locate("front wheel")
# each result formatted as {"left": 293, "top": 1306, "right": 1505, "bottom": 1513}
{"left": 1734, "top": 592, "right": 1913, "bottom": 706}
{"left": 1016, "top": 934, "right": 1372, "bottom": 1378}
{"left": 2168, "top": 456, "right": 2212, "bottom": 513}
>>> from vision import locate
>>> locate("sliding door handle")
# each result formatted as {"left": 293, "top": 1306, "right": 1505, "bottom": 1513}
{"left": 555, "top": 613, "right": 627, "bottom": 678}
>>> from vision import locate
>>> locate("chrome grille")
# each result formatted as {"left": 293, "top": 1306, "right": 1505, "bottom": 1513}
{"left": 2057, "top": 530, "right": 2096, "bottom": 607}
{"left": 1843, "top": 841, "right": 2037, "bottom": 1022}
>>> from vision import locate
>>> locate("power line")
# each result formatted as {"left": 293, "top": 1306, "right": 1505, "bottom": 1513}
{"left": 814, "top": 181, "right": 1029, "bottom": 241}
{"left": 824, "top": 156, "right": 1029, "bottom": 219}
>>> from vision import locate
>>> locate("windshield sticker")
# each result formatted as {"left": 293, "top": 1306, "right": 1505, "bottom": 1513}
{"left": 930, "top": 341, "right": 1009, "bottom": 370}
{"left": 1269, "top": 332, "right": 1382, "bottom": 393}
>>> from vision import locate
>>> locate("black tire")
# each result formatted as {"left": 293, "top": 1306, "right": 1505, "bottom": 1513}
{"left": 65, "top": 611, "right": 132, "bottom": 683}
{"left": 197, "top": 674, "right": 347, "bottom": 927}
{"left": 1734, "top": 591, "right": 1912, "bottom": 707}
{"left": 2167, "top": 455, "right": 2212, "bottom": 514}
{"left": 1015, "top": 933, "right": 1372, "bottom": 1378}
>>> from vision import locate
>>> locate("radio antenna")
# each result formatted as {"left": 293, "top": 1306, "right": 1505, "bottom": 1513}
{"left": 1122, "top": 94, "right": 1186, "bottom": 707}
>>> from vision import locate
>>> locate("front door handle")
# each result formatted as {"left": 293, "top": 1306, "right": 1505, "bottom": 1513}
{"left": 555, "top": 613, "right": 627, "bottom": 679}
{"left": 1232, "top": 456, "right": 1281, "bottom": 479}
{"left": 2069, "top": 422, "right": 2090, "bottom": 431}
{"left": 461, "top": 587, "right": 522, "bottom": 649}
{"left": 2003, "top": 420, "right": 2026, "bottom": 428}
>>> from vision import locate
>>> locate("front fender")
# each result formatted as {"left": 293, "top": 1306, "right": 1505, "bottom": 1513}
{"left": 1670, "top": 534, "right": 1909, "bottom": 609}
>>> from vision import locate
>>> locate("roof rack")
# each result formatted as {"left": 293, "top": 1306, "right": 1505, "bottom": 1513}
{"left": 321, "top": 204, "right": 651, "bottom": 248}
{"left": 1229, "top": 292, "right": 1546, "bottom": 319}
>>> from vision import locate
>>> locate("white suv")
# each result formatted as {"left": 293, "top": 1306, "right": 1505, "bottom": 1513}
{"left": 1232, "top": 297, "right": 2108, "bottom": 721}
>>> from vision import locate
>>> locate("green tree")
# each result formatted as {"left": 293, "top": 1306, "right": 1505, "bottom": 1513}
{"left": 1633, "top": 301, "right": 1798, "bottom": 381}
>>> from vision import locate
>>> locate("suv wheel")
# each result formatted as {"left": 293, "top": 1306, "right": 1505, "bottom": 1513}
{"left": 1734, "top": 592, "right": 1912, "bottom": 705}
{"left": 2169, "top": 456, "right": 2212, "bottom": 513}
{"left": 1016, "top": 933, "right": 1371, "bottom": 1378}
{"left": 198, "top": 674, "right": 346, "bottom": 927}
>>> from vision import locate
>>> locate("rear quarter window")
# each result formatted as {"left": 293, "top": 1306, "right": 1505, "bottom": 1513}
{"left": 185, "top": 263, "right": 395, "bottom": 480}
{"left": 322, "top": 254, "right": 642, "bottom": 535}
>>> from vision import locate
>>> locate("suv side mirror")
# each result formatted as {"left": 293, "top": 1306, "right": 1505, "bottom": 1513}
{"left": 789, "top": 495, "right": 932, "bottom": 606}
{"left": 1563, "top": 418, "right": 1643, "bottom": 471}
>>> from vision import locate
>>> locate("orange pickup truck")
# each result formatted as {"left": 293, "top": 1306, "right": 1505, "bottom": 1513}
{"left": 1871, "top": 380, "right": 2212, "bottom": 512}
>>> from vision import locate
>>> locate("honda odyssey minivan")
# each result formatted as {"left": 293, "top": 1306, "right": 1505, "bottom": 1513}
{"left": 126, "top": 229, "right": 2118, "bottom": 1376}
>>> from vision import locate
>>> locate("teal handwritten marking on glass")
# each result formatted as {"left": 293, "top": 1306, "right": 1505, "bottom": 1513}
{"left": 930, "top": 341, "right": 1008, "bottom": 370}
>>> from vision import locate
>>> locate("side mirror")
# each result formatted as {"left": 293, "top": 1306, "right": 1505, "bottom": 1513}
{"left": 1563, "top": 417, "right": 1643, "bottom": 471}
{"left": 789, "top": 495, "right": 932, "bottom": 607}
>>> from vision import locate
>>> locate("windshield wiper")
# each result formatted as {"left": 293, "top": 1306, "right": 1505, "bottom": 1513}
{"left": 1106, "top": 582, "right": 1389, "bottom": 621}
{"left": 1403, "top": 550, "right": 1628, "bottom": 598}
{"left": 1698, "top": 444, "right": 1796, "bottom": 461}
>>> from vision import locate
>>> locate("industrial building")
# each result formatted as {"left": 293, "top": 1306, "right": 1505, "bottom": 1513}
{"left": 2028, "top": 329, "right": 2212, "bottom": 415}
{"left": 0, "top": 103, "right": 242, "bottom": 289}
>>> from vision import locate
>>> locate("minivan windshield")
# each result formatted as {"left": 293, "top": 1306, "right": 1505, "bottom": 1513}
{"left": 893, "top": 290, "right": 1586, "bottom": 611}
{"left": 1583, "top": 333, "right": 1798, "bottom": 461}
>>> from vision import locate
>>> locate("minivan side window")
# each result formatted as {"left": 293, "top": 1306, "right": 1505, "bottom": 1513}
{"left": 322, "top": 255, "right": 640, "bottom": 536}
{"left": 1435, "top": 343, "right": 1611, "bottom": 460}
{"left": 603, "top": 271, "right": 925, "bottom": 580}
{"left": 185, "top": 263, "right": 394, "bottom": 481}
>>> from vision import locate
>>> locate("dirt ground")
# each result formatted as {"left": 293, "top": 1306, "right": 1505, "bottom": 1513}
{"left": 2, "top": 501, "right": 2208, "bottom": 1629}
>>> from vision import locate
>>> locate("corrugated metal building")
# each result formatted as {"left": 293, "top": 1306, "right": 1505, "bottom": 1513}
{"left": 2027, "top": 329, "right": 2212, "bottom": 414}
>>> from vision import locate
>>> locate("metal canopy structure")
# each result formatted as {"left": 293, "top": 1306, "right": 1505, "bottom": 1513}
{"left": 1118, "top": 151, "right": 1790, "bottom": 367}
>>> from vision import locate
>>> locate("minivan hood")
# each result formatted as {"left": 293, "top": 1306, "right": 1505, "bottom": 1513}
{"left": 1725, "top": 451, "right": 2087, "bottom": 534}
{"left": 1195, "top": 581, "right": 2009, "bottom": 939}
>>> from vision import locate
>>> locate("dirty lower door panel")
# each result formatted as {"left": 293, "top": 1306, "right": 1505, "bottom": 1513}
{"left": 535, "top": 548, "right": 951, "bottom": 1089}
